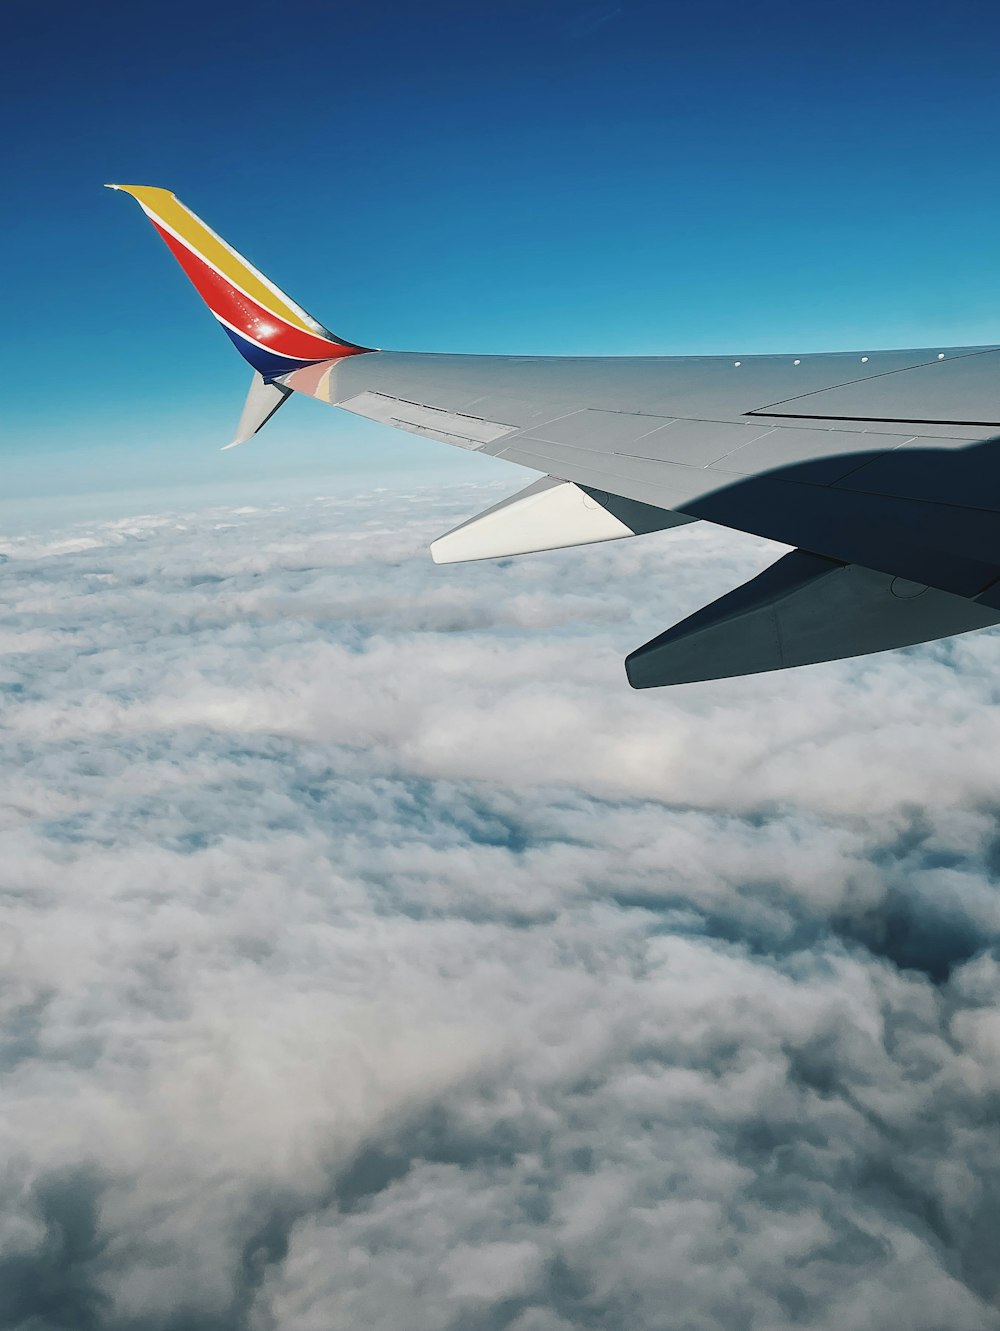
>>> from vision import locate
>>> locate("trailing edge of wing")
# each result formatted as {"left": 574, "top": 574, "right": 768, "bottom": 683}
{"left": 625, "top": 549, "right": 1000, "bottom": 688}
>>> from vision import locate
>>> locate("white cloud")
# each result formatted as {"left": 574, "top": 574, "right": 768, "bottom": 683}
{"left": 1, "top": 482, "right": 1000, "bottom": 1330}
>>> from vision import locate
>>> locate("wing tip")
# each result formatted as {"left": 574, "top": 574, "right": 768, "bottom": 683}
{"left": 104, "top": 183, "right": 177, "bottom": 206}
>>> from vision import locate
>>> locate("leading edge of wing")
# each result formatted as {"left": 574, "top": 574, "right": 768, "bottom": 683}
{"left": 280, "top": 345, "right": 1000, "bottom": 438}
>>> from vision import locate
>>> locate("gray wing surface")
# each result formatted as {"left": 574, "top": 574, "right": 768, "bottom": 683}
{"left": 282, "top": 345, "right": 1000, "bottom": 685}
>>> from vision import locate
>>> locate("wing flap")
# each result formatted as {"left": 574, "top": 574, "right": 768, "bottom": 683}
{"left": 625, "top": 549, "right": 1000, "bottom": 688}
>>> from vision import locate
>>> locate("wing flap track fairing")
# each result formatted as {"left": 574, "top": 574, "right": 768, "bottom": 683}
{"left": 431, "top": 477, "right": 695, "bottom": 564}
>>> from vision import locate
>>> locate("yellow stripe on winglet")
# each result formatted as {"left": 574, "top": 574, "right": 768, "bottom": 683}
{"left": 105, "top": 183, "right": 320, "bottom": 334}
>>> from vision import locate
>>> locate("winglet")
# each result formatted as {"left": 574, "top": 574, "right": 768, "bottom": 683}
{"left": 107, "top": 183, "right": 369, "bottom": 379}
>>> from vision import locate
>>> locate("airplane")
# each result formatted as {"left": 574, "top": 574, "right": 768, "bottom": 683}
{"left": 109, "top": 184, "right": 1000, "bottom": 687}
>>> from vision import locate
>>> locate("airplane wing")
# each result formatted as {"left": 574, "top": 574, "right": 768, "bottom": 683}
{"left": 109, "top": 184, "right": 1000, "bottom": 686}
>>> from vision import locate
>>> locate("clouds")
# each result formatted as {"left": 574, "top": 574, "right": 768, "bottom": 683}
{"left": 2, "top": 481, "right": 1000, "bottom": 1329}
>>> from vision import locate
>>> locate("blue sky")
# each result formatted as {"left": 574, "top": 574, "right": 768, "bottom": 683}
{"left": 7, "top": 0, "right": 1000, "bottom": 509}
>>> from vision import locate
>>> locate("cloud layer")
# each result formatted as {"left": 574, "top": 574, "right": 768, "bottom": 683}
{"left": 2, "top": 482, "right": 1000, "bottom": 1330}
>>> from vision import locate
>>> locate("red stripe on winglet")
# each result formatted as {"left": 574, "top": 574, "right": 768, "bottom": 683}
{"left": 151, "top": 222, "right": 365, "bottom": 362}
